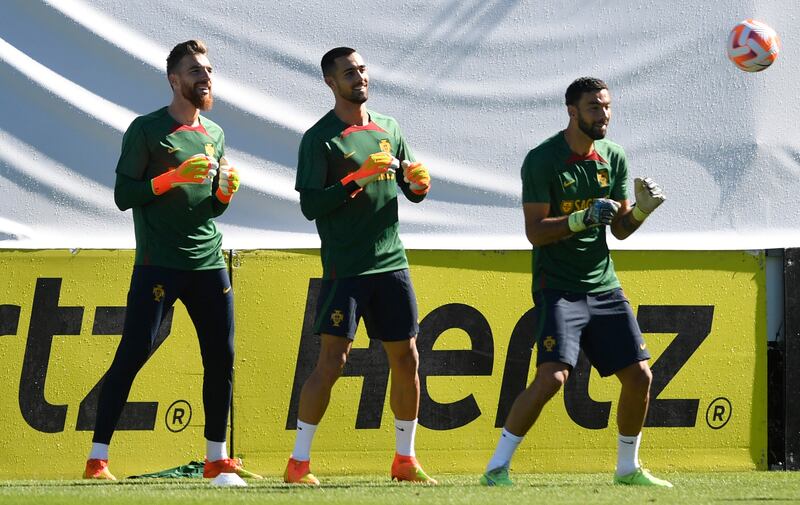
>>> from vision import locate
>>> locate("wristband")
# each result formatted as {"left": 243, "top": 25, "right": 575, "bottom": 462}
{"left": 568, "top": 210, "right": 588, "bottom": 233}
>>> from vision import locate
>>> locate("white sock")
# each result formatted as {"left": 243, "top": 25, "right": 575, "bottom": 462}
{"left": 486, "top": 428, "right": 523, "bottom": 472}
{"left": 88, "top": 442, "right": 109, "bottom": 461}
{"left": 616, "top": 433, "right": 642, "bottom": 476}
{"left": 206, "top": 439, "right": 227, "bottom": 462}
{"left": 291, "top": 420, "right": 318, "bottom": 461}
{"left": 394, "top": 418, "right": 417, "bottom": 457}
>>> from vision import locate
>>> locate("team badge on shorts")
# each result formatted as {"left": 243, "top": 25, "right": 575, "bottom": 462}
{"left": 560, "top": 201, "right": 574, "bottom": 214}
{"left": 543, "top": 335, "right": 556, "bottom": 352}
{"left": 153, "top": 284, "right": 165, "bottom": 302}
{"left": 204, "top": 143, "right": 216, "bottom": 157}
{"left": 330, "top": 309, "right": 344, "bottom": 328}
{"left": 379, "top": 139, "right": 392, "bottom": 154}
{"left": 596, "top": 168, "right": 609, "bottom": 187}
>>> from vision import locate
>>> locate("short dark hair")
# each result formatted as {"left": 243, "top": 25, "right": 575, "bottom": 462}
{"left": 166, "top": 40, "right": 208, "bottom": 75}
{"left": 321, "top": 47, "right": 356, "bottom": 76}
{"left": 565, "top": 77, "right": 608, "bottom": 106}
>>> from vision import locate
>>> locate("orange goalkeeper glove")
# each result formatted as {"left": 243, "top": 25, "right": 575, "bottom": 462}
{"left": 151, "top": 154, "right": 218, "bottom": 195}
{"left": 402, "top": 160, "right": 430, "bottom": 195}
{"left": 215, "top": 163, "right": 240, "bottom": 204}
{"left": 341, "top": 152, "right": 398, "bottom": 197}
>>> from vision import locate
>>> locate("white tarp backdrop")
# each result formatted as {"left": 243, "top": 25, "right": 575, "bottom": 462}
{"left": 0, "top": 0, "right": 798, "bottom": 250}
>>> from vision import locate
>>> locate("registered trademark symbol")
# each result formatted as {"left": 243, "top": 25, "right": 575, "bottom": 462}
{"left": 165, "top": 400, "right": 192, "bottom": 433}
{"left": 705, "top": 397, "right": 732, "bottom": 429}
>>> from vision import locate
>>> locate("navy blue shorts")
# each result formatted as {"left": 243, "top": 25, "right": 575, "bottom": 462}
{"left": 313, "top": 269, "right": 419, "bottom": 342}
{"left": 533, "top": 288, "right": 650, "bottom": 377}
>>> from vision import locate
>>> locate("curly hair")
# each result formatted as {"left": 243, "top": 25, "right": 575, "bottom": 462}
{"left": 565, "top": 77, "right": 608, "bottom": 106}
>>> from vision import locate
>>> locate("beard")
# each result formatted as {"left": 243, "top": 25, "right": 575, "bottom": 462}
{"left": 180, "top": 80, "right": 214, "bottom": 110}
{"left": 346, "top": 94, "right": 368, "bottom": 105}
{"left": 577, "top": 115, "right": 607, "bottom": 140}
{"left": 343, "top": 90, "right": 368, "bottom": 105}
{"left": 339, "top": 84, "right": 368, "bottom": 105}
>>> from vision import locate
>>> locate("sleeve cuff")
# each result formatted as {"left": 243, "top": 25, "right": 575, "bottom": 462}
{"left": 343, "top": 180, "right": 360, "bottom": 196}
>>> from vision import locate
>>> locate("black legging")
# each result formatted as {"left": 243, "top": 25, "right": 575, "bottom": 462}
{"left": 93, "top": 265, "right": 234, "bottom": 444}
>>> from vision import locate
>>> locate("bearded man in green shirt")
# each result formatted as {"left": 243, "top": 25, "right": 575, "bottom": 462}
{"left": 480, "top": 77, "right": 672, "bottom": 488}
{"left": 83, "top": 39, "right": 259, "bottom": 481}
{"left": 285, "top": 47, "right": 435, "bottom": 485}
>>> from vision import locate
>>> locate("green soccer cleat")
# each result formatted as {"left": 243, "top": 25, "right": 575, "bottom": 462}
{"left": 479, "top": 466, "right": 513, "bottom": 487}
{"left": 614, "top": 467, "right": 673, "bottom": 488}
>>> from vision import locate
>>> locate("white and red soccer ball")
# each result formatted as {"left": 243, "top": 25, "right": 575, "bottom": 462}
{"left": 727, "top": 19, "right": 780, "bottom": 72}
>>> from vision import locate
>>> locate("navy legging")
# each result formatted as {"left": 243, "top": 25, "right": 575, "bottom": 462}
{"left": 93, "top": 265, "right": 234, "bottom": 444}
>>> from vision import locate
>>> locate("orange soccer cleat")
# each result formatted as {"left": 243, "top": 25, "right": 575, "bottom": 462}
{"left": 203, "top": 457, "right": 263, "bottom": 479}
{"left": 283, "top": 457, "right": 320, "bottom": 485}
{"left": 391, "top": 454, "right": 437, "bottom": 484}
{"left": 83, "top": 459, "right": 117, "bottom": 480}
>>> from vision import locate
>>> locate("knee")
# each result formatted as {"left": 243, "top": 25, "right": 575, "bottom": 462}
{"left": 393, "top": 346, "right": 419, "bottom": 376}
{"left": 201, "top": 345, "right": 234, "bottom": 375}
{"left": 314, "top": 352, "right": 347, "bottom": 385}
{"left": 109, "top": 342, "right": 152, "bottom": 376}
{"left": 533, "top": 368, "right": 568, "bottom": 398}
{"left": 625, "top": 363, "right": 653, "bottom": 395}
{"left": 219, "top": 346, "right": 234, "bottom": 369}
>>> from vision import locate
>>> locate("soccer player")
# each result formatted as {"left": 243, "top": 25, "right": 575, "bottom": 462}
{"left": 284, "top": 47, "right": 435, "bottom": 486}
{"left": 82, "top": 40, "right": 259, "bottom": 481}
{"left": 480, "top": 77, "right": 672, "bottom": 488}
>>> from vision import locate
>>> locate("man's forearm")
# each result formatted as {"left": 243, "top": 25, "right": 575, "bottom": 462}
{"left": 114, "top": 173, "right": 157, "bottom": 211}
{"left": 526, "top": 216, "right": 574, "bottom": 247}
{"left": 299, "top": 181, "right": 359, "bottom": 220}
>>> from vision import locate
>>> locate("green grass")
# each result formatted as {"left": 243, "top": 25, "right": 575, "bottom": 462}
{"left": 2, "top": 472, "right": 800, "bottom": 505}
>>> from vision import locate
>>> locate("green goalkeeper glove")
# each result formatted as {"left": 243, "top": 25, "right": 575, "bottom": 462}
{"left": 341, "top": 152, "right": 398, "bottom": 197}
{"left": 151, "top": 154, "right": 218, "bottom": 195}
{"left": 632, "top": 177, "right": 666, "bottom": 221}
{"left": 215, "top": 163, "right": 240, "bottom": 204}
{"left": 568, "top": 198, "right": 621, "bottom": 233}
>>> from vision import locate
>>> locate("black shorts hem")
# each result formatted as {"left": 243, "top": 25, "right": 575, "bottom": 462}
{"left": 596, "top": 355, "right": 650, "bottom": 378}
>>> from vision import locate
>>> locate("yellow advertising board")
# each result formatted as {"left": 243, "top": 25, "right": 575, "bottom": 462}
{"left": 0, "top": 250, "right": 215, "bottom": 478}
{"left": 233, "top": 249, "right": 767, "bottom": 476}
{"left": 0, "top": 248, "right": 766, "bottom": 478}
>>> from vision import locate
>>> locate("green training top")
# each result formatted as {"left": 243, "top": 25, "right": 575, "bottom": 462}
{"left": 521, "top": 131, "right": 630, "bottom": 294}
{"left": 114, "top": 106, "right": 228, "bottom": 270}
{"left": 295, "top": 109, "right": 426, "bottom": 279}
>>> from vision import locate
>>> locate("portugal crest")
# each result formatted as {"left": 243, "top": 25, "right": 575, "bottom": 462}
{"left": 330, "top": 309, "right": 344, "bottom": 328}
{"left": 596, "top": 168, "right": 609, "bottom": 188}
{"left": 153, "top": 284, "right": 165, "bottom": 302}
{"left": 204, "top": 143, "right": 216, "bottom": 157}
{"left": 379, "top": 139, "right": 392, "bottom": 154}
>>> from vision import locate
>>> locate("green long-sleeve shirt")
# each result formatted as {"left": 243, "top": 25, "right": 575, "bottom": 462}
{"left": 114, "top": 107, "right": 228, "bottom": 270}
{"left": 295, "top": 109, "right": 426, "bottom": 279}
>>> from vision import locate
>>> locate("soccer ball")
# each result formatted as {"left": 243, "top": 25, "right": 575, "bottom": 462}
{"left": 727, "top": 19, "right": 780, "bottom": 72}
